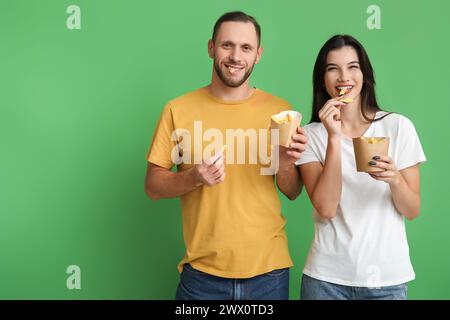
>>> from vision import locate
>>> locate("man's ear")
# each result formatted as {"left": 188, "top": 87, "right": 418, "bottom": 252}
{"left": 208, "top": 39, "right": 214, "bottom": 59}
{"left": 255, "top": 46, "right": 264, "bottom": 64}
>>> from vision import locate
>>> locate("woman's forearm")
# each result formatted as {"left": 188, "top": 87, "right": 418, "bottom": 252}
{"left": 389, "top": 175, "right": 421, "bottom": 220}
{"left": 311, "top": 136, "right": 342, "bottom": 218}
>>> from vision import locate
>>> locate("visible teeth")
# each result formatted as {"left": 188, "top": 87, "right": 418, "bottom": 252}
{"left": 337, "top": 86, "right": 353, "bottom": 89}
{"left": 226, "top": 64, "right": 243, "bottom": 74}
{"left": 228, "top": 66, "right": 242, "bottom": 74}
{"left": 337, "top": 86, "right": 353, "bottom": 96}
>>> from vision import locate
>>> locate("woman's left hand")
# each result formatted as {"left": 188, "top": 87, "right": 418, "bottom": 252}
{"left": 368, "top": 155, "right": 401, "bottom": 185}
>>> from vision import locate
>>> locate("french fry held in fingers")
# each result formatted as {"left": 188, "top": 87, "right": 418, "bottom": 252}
{"left": 339, "top": 88, "right": 349, "bottom": 96}
{"left": 337, "top": 88, "right": 353, "bottom": 104}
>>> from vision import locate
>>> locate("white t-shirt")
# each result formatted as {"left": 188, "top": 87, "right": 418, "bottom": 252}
{"left": 296, "top": 112, "right": 426, "bottom": 287}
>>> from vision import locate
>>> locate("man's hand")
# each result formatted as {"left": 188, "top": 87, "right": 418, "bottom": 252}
{"left": 275, "top": 126, "right": 307, "bottom": 200}
{"left": 279, "top": 126, "right": 308, "bottom": 168}
{"left": 193, "top": 151, "right": 226, "bottom": 186}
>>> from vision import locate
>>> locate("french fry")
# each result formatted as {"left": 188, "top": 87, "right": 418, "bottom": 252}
{"left": 339, "top": 88, "right": 349, "bottom": 96}
{"left": 272, "top": 114, "right": 291, "bottom": 124}
{"left": 367, "top": 138, "right": 383, "bottom": 144}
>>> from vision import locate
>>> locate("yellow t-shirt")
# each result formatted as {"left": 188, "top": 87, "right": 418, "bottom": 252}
{"left": 147, "top": 87, "right": 294, "bottom": 278}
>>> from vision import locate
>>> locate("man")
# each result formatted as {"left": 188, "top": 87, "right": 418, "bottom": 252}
{"left": 145, "top": 11, "right": 307, "bottom": 300}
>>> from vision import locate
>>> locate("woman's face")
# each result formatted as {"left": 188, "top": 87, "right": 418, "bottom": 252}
{"left": 324, "top": 46, "right": 363, "bottom": 101}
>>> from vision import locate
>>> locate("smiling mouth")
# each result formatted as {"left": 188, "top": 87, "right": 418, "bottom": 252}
{"left": 336, "top": 85, "right": 354, "bottom": 96}
{"left": 224, "top": 63, "right": 244, "bottom": 74}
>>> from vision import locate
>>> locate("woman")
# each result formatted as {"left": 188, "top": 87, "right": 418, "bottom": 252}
{"left": 296, "top": 35, "right": 426, "bottom": 299}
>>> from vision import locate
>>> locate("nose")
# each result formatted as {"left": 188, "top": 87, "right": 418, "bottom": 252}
{"left": 338, "top": 69, "right": 350, "bottom": 82}
{"left": 229, "top": 47, "right": 242, "bottom": 64}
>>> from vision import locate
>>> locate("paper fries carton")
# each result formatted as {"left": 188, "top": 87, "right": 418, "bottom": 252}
{"left": 270, "top": 111, "right": 302, "bottom": 147}
{"left": 352, "top": 137, "right": 390, "bottom": 172}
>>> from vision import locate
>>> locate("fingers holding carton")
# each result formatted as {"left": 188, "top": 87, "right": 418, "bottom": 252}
{"left": 352, "top": 137, "right": 390, "bottom": 173}
{"left": 271, "top": 111, "right": 307, "bottom": 165}
{"left": 286, "top": 127, "right": 308, "bottom": 158}
{"left": 367, "top": 155, "right": 401, "bottom": 185}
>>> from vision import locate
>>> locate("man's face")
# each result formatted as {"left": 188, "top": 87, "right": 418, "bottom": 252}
{"left": 208, "top": 21, "right": 263, "bottom": 88}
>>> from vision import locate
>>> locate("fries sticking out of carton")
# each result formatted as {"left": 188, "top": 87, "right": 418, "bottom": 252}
{"left": 352, "top": 137, "right": 390, "bottom": 172}
{"left": 272, "top": 113, "right": 292, "bottom": 124}
{"left": 270, "top": 111, "right": 302, "bottom": 147}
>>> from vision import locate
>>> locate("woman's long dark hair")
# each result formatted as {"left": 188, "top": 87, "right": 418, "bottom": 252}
{"left": 310, "top": 35, "right": 390, "bottom": 123}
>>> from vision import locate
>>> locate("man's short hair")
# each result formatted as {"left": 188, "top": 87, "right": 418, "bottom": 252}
{"left": 212, "top": 11, "right": 261, "bottom": 46}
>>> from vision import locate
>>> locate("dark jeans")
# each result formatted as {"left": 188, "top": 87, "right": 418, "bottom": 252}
{"left": 175, "top": 264, "right": 290, "bottom": 300}
{"left": 300, "top": 274, "right": 408, "bottom": 300}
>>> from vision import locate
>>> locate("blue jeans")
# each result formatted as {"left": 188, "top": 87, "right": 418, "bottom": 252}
{"left": 300, "top": 274, "right": 408, "bottom": 300}
{"left": 175, "top": 264, "right": 290, "bottom": 300}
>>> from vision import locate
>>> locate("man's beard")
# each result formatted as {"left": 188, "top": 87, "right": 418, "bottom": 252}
{"left": 214, "top": 58, "right": 256, "bottom": 88}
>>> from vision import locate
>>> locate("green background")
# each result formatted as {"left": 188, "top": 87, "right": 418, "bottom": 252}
{"left": 1, "top": 0, "right": 449, "bottom": 299}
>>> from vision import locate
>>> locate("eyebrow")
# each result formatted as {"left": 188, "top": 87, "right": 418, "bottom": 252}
{"left": 220, "top": 40, "right": 255, "bottom": 49}
{"left": 326, "top": 61, "right": 360, "bottom": 67}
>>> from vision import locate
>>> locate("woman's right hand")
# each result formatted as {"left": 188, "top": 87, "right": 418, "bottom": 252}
{"left": 318, "top": 98, "right": 346, "bottom": 137}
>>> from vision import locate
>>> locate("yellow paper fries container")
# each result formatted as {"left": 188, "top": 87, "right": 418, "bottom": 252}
{"left": 352, "top": 137, "right": 390, "bottom": 172}
{"left": 270, "top": 111, "right": 302, "bottom": 147}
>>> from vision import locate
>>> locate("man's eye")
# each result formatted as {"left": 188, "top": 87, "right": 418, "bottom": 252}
{"left": 243, "top": 46, "right": 250, "bottom": 51}
{"left": 223, "top": 43, "right": 230, "bottom": 48}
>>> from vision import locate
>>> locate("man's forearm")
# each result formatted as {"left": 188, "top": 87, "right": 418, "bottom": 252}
{"left": 145, "top": 166, "right": 203, "bottom": 200}
{"left": 276, "top": 164, "right": 302, "bottom": 200}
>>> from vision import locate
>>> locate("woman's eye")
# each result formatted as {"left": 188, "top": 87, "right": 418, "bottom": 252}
{"left": 327, "top": 67, "right": 336, "bottom": 71}
{"left": 350, "top": 65, "right": 359, "bottom": 69}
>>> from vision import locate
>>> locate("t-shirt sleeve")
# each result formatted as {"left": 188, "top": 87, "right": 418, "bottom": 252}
{"left": 275, "top": 98, "right": 292, "bottom": 113}
{"left": 295, "top": 124, "right": 322, "bottom": 166}
{"left": 396, "top": 116, "right": 427, "bottom": 170}
{"left": 146, "top": 103, "right": 176, "bottom": 169}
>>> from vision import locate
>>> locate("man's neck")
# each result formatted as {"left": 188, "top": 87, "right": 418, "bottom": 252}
{"left": 206, "top": 75, "right": 255, "bottom": 101}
